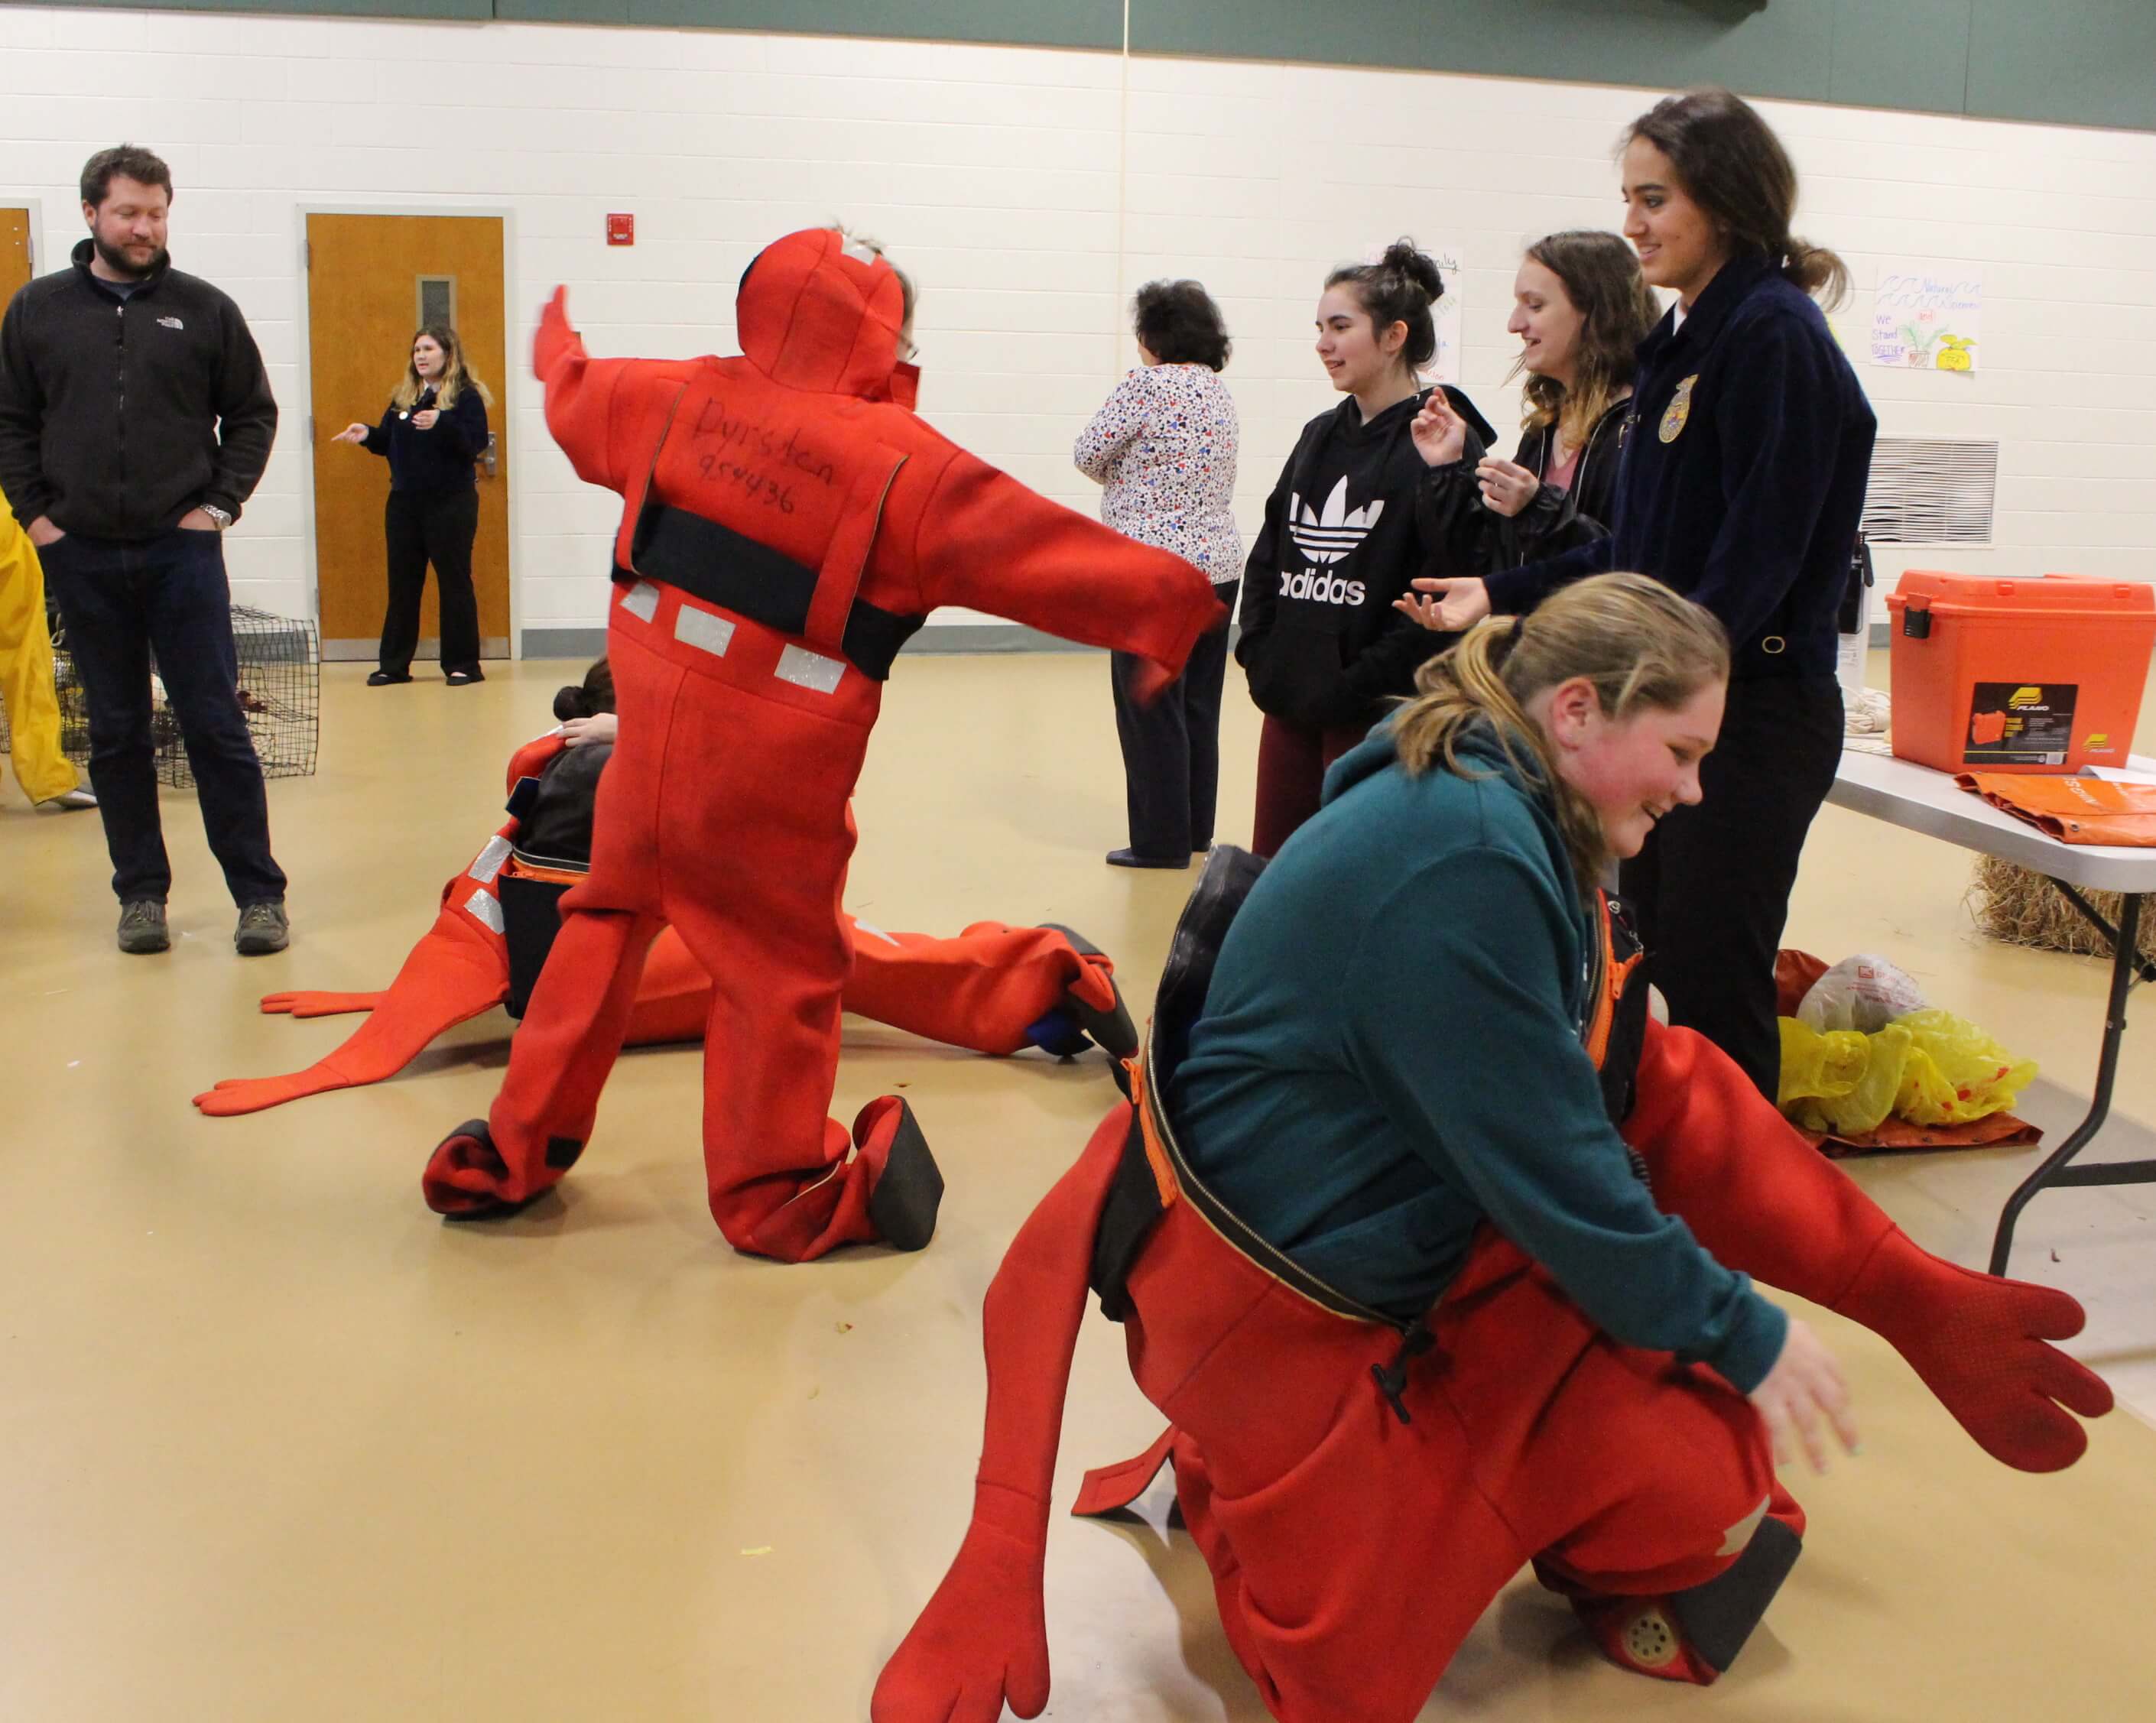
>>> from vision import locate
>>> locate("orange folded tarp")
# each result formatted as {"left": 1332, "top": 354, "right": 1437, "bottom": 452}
{"left": 1955, "top": 773, "right": 2156, "bottom": 845}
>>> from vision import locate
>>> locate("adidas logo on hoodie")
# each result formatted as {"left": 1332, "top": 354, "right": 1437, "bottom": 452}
{"left": 1287, "top": 475, "right": 1384, "bottom": 566}
{"left": 1279, "top": 569, "right": 1366, "bottom": 606}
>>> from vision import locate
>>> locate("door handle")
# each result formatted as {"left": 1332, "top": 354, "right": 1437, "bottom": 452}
{"left": 479, "top": 432, "right": 498, "bottom": 479}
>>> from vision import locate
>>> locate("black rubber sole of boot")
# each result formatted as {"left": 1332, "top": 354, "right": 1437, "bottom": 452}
{"left": 1037, "top": 923, "right": 1139, "bottom": 1065}
{"left": 433, "top": 1118, "right": 543, "bottom": 1222}
{"left": 1670, "top": 1516, "right": 1803, "bottom": 1674}
{"left": 865, "top": 1099, "right": 944, "bottom": 1252}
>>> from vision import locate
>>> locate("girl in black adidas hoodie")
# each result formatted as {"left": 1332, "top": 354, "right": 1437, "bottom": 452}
{"left": 1235, "top": 240, "right": 1495, "bottom": 855}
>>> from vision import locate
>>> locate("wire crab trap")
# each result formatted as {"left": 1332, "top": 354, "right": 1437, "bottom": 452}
{"left": 7, "top": 605, "right": 320, "bottom": 788}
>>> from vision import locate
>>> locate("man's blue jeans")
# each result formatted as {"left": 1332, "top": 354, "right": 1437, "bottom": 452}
{"left": 41, "top": 526, "right": 287, "bottom": 907}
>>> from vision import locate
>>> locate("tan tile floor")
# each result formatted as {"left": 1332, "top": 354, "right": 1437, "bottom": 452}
{"left": 2, "top": 651, "right": 2151, "bottom": 1721}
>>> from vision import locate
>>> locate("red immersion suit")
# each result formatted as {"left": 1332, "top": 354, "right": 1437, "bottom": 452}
{"left": 194, "top": 735, "right": 1134, "bottom": 1118}
{"left": 875, "top": 867, "right": 2112, "bottom": 1723}
{"left": 424, "top": 232, "right": 1222, "bottom": 1257}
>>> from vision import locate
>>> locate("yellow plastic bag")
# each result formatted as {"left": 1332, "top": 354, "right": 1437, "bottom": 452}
{"left": 1776, "top": 1011, "right": 2035, "bottom": 1134}
{"left": 1777, "top": 1018, "right": 1869, "bottom": 1107}
{"left": 1778, "top": 1018, "right": 1901, "bottom": 1134}
{"left": 1894, "top": 1009, "right": 2039, "bottom": 1125}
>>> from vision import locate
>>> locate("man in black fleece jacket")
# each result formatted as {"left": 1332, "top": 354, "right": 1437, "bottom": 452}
{"left": 0, "top": 144, "right": 287, "bottom": 957}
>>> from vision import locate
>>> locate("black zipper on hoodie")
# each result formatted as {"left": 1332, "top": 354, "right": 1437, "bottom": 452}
{"left": 113, "top": 300, "right": 128, "bottom": 491}
{"left": 1509, "top": 396, "right": 1632, "bottom": 566}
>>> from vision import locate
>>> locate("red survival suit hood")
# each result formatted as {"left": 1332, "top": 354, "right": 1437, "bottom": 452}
{"left": 738, "top": 228, "right": 911, "bottom": 402}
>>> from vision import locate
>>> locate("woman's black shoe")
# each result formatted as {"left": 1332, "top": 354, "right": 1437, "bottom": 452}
{"left": 366, "top": 670, "right": 412, "bottom": 686}
{"left": 445, "top": 668, "right": 485, "bottom": 686}
{"left": 1106, "top": 849, "right": 1191, "bottom": 870}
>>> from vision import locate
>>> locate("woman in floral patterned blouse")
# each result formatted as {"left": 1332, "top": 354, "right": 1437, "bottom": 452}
{"left": 1075, "top": 280, "right": 1242, "bottom": 868}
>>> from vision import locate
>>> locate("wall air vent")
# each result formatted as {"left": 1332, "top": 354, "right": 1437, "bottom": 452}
{"left": 1862, "top": 437, "right": 1999, "bottom": 544}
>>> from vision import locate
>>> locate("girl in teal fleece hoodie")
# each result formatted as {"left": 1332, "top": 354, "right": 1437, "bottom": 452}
{"left": 878, "top": 573, "right": 2110, "bottom": 1723}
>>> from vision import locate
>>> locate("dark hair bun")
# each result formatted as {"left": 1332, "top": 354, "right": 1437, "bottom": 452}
{"left": 1382, "top": 239, "right": 1444, "bottom": 305}
{"left": 1324, "top": 239, "right": 1444, "bottom": 372}
{"left": 553, "top": 684, "right": 595, "bottom": 722}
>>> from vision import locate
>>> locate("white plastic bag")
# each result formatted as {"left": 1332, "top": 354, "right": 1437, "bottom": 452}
{"left": 1797, "top": 955, "right": 1928, "bottom": 1034}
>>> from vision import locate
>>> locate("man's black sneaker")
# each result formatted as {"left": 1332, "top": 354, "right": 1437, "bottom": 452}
{"left": 235, "top": 900, "right": 290, "bottom": 956}
{"left": 117, "top": 899, "right": 170, "bottom": 955}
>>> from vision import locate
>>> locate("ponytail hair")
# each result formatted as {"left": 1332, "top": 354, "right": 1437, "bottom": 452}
{"left": 1625, "top": 87, "right": 1850, "bottom": 310}
{"left": 1326, "top": 238, "right": 1446, "bottom": 373}
{"left": 1392, "top": 574, "right": 1729, "bottom": 897}
{"left": 553, "top": 656, "right": 615, "bottom": 722}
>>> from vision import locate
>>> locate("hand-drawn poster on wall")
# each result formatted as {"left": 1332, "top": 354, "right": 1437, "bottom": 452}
{"left": 1431, "top": 248, "right": 1463, "bottom": 384}
{"left": 1870, "top": 264, "right": 1981, "bottom": 373}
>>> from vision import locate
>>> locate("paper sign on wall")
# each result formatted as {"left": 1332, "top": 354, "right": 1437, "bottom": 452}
{"left": 1431, "top": 248, "right": 1463, "bottom": 385}
{"left": 1870, "top": 264, "right": 1980, "bottom": 373}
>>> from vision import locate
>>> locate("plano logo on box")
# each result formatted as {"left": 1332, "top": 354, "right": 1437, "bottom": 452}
{"left": 1966, "top": 681, "right": 2076, "bottom": 767}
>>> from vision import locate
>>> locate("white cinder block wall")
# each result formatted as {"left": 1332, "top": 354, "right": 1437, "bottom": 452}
{"left": 3, "top": 6, "right": 2153, "bottom": 644}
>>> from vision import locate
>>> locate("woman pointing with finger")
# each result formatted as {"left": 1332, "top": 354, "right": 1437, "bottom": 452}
{"left": 330, "top": 324, "right": 492, "bottom": 687}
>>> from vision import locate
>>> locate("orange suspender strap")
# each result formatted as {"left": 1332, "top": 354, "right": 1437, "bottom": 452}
{"left": 802, "top": 447, "right": 908, "bottom": 658}
{"left": 611, "top": 380, "right": 693, "bottom": 576}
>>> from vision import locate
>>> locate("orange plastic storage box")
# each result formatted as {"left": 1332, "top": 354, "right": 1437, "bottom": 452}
{"left": 1885, "top": 571, "right": 2155, "bottom": 774}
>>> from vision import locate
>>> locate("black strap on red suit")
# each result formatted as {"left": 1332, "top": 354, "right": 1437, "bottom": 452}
{"left": 1370, "top": 1323, "right": 1437, "bottom": 1426}
{"left": 623, "top": 502, "right": 925, "bottom": 680}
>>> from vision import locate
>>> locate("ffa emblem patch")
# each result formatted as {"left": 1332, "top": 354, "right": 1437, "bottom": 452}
{"left": 1659, "top": 375, "right": 1698, "bottom": 443}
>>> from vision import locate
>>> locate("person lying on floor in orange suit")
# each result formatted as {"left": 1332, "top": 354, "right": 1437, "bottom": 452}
{"left": 424, "top": 239, "right": 1220, "bottom": 1260}
{"left": 875, "top": 576, "right": 2112, "bottom": 1723}
{"left": 196, "top": 662, "right": 1135, "bottom": 1119}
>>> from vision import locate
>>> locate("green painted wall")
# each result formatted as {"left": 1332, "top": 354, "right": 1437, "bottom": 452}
{"left": 492, "top": 0, "right": 1121, "bottom": 49}
{"left": 1966, "top": 0, "right": 2156, "bottom": 131}
{"left": 11, "top": 0, "right": 2156, "bottom": 135}
{"left": 1136, "top": 1, "right": 1834, "bottom": 104}
{"left": 34, "top": 0, "right": 489, "bottom": 16}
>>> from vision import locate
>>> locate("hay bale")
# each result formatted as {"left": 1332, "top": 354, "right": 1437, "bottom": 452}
{"left": 1968, "top": 855, "right": 2156, "bottom": 963}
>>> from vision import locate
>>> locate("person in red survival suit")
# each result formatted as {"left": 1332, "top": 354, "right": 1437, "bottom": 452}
{"left": 193, "top": 661, "right": 1137, "bottom": 1118}
{"left": 423, "top": 230, "right": 1223, "bottom": 1257}
{"left": 874, "top": 575, "right": 2112, "bottom": 1723}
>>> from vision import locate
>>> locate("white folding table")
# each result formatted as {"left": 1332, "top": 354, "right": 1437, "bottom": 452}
{"left": 1826, "top": 749, "right": 2156, "bottom": 1274}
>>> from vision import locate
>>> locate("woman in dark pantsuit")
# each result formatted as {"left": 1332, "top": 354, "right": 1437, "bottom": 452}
{"left": 333, "top": 323, "right": 492, "bottom": 686}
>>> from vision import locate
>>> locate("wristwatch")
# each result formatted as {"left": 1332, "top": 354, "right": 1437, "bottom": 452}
{"left": 199, "top": 504, "right": 233, "bottom": 530}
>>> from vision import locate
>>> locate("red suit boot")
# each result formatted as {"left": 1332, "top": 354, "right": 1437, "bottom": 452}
{"left": 424, "top": 232, "right": 1220, "bottom": 1255}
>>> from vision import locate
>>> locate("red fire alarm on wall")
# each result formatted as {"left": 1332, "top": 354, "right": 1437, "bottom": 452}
{"left": 607, "top": 213, "right": 635, "bottom": 246}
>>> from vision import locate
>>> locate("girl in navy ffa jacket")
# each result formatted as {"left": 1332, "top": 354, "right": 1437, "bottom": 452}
{"left": 1235, "top": 239, "right": 1495, "bottom": 856}
{"left": 1406, "top": 89, "right": 1875, "bottom": 1101}
{"left": 332, "top": 324, "right": 492, "bottom": 686}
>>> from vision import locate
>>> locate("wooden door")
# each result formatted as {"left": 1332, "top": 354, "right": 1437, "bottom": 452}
{"left": 305, "top": 214, "right": 509, "bottom": 660}
{"left": 1, "top": 209, "right": 32, "bottom": 303}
